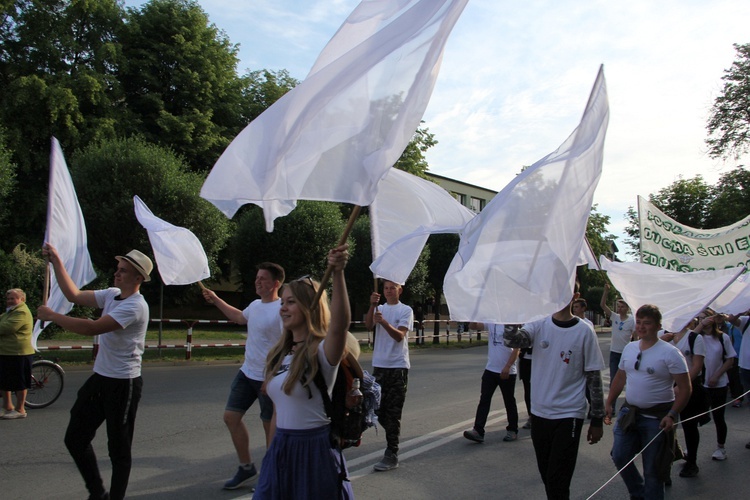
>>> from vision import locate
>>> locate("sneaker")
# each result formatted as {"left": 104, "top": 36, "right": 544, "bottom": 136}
{"left": 373, "top": 450, "right": 399, "bottom": 472}
{"left": 522, "top": 420, "right": 532, "bottom": 430}
{"left": 711, "top": 447, "right": 727, "bottom": 461}
{"left": 463, "top": 428, "right": 484, "bottom": 443}
{"left": 223, "top": 464, "right": 257, "bottom": 490}
{"left": 678, "top": 462, "right": 699, "bottom": 478}
{"left": 503, "top": 431, "right": 518, "bottom": 442}
{"left": 732, "top": 399, "right": 742, "bottom": 408}
{"left": 1, "top": 409, "right": 27, "bottom": 419}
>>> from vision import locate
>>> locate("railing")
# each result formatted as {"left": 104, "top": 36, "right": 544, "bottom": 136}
{"left": 36, "top": 318, "right": 487, "bottom": 360}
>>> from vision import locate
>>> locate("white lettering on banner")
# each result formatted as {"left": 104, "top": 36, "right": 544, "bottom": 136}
{"left": 639, "top": 195, "right": 750, "bottom": 273}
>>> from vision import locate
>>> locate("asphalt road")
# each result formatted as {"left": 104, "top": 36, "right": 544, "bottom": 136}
{"left": 2, "top": 336, "right": 749, "bottom": 499}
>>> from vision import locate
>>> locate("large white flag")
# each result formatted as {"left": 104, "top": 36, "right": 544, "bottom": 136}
{"left": 600, "top": 256, "right": 744, "bottom": 332}
{"left": 133, "top": 196, "right": 210, "bottom": 286}
{"left": 708, "top": 272, "right": 750, "bottom": 315}
{"left": 370, "top": 168, "right": 475, "bottom": 284}
{"left": 33, "top": 137, "right": 97, "bottom": 350}
{"left": 444, "top": 66, "right": 609, "bottom": 324}
{"left": 201, "top": 0, "right": 469, "bottom": 231}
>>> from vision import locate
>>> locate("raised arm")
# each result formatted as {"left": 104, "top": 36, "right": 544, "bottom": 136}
{"left": 36, "top": 307, "right": 122, "bottom": 337}
{"left": 202, "top": 288, "right": 247, "bottom": 325}
{"left": 600, "top": 283, "right": 612, "bottom": 317}
{"left": 43, "top": 243, "right": 98, "bottom": 308}
{"left": 324, "top": 244, "right": 351, "bottom": 366}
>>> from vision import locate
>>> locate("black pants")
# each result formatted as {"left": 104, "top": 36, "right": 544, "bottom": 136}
{"left": 531, "top": 415, "right": 584, "bottom": 500}
{"left": 65, "top": 373, "right": 143, "bottom": 500}
{"left": 373, "top": 367, "right": 408, "bottom": 454}
{"left": 473, "top": 369, "right": 518, "bottom": 434}
{"left": 707, "top": 385, "right": 728, "bottom": 445}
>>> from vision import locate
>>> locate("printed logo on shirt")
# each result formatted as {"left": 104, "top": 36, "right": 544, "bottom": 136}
{"left": 560, "top": 350, "right": 572, "bottom": 364}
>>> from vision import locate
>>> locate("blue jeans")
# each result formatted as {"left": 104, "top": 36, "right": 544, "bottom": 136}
{"left": 611, "top": 407, "right": 665, "bottom": 500}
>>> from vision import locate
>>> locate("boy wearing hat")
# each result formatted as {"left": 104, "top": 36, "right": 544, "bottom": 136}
{"left": 38, "top": 243, "right": 152, "bottom": 500}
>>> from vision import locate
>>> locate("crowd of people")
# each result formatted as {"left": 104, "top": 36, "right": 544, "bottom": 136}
{"left": 4, "top": 242, "right": 750, "bottom": 500}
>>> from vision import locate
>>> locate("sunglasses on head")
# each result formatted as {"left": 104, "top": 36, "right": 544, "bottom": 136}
{"left": 295, "top": 275, "right": 316, "bottom": 290}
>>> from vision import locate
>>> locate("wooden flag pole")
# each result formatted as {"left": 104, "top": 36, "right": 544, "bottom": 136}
{"left": 312, "top": 205, "right": 362, "bottom": 304}
{"left": 42, "top": 256, "right": 50, "bottom": 306}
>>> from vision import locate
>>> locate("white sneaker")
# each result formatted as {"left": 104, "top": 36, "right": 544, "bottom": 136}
{"left": 711, "top": 447, "right": 727, "bottom": 461}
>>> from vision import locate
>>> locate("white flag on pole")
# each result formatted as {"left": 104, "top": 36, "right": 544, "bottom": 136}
{"left": 370, "top": 168, "right": 475, "bottom": 284}
{"left": 444, "top": 66, "right": 610, "bottom": 324}
{"left": 200, "top": 0, "right": 469, "bottom": 231}
{"left": 600, "top": 256, "right": 744, "bottom": 332}
{"left": 708, "top": 272, "right": 750, "bottom": 316}
{"left": 33, "top": 137, "right": 97, "bottom": 350}
{"left": 133, "top": 196, "right": 210, "bottom": 286}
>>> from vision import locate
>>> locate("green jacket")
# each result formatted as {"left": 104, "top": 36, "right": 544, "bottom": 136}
{"left": 0, "top": 302, "right": 35, "bottom": 355}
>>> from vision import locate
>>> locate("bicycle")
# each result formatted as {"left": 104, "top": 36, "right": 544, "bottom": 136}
{"left": 25, "top": 358, "right": 65, "bottom": 409}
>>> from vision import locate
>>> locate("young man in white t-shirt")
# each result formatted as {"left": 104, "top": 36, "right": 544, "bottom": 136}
{"left": 38, "top": 244, "right": 152, "bottom": 500}
{"left": 202, "top": 262, "right": 284, "bottom": 490}
{"left": 606, "top": 304, "right": 690, "bottom": 500}
{"left": 601, "top": 283, "right": 635, "bottom": 382}
{"left": 366, "top": 280, "right": 413, "bottom": 472}
{"left": 504, "top": 285, "right": 605, "bottom": 499}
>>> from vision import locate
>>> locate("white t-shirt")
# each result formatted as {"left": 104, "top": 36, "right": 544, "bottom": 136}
{"left": 266, "top": 341, "right": 338, "bottom": 430}
{"left": 610, "top": 312, "right": 635, "bottom": 353}
{"left": 93, "top": 288, "right": 149, "bottom": 379}
{"left": 522, "top": 316, "right": 605, "bottom": 420}
{"left": 486, "top": 324, "right": 517, "bottom": 375}
{"left": 372, "top": 302, "right": 413, "bottom": 369}
{"left": 241, "top": 299, "right": 283, "bottom": 381}
{"left": 737, "top": 316, "right": 750, "bottom": 370}
{"left": 702, "top": 333, "right": 737, "bottom": 388}
{"left": 671, "top": 331, "right": 705, "bottom": 376}
{"left": 619, "top": 339, "right": 688, "bottom": 408}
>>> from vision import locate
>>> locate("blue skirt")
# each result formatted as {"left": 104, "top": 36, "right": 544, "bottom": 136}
{"left": 254, "top": 425, "right": 354, "bottom": 500}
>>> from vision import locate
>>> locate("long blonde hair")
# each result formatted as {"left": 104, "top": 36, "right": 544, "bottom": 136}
{"left": 265, "top": 278, "right": 330, "bottom": 395}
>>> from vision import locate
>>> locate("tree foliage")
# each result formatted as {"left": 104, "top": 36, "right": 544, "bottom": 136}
{"left": 395, "top": 123, "right": 436, "bottom": 178}
{"left": 119, "top": 0, "right": 243, "bottom": 171}
{"left": 706, "top": 43, "right": 750, "bottom": 161}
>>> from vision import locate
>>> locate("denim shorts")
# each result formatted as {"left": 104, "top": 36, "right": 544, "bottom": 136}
{"left": 225, "top": 371, "right": 273, "bottom": 421}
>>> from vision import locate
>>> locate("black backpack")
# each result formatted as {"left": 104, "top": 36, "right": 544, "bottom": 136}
{"left": 313, "top": 352, "right": 381, "bottom": 449}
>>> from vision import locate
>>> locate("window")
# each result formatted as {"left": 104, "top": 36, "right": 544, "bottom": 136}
{"left": 451, "top": 192, "right": 466, "bottom": 205}
{"left": 470, "top": 197, "right": 484, "bottom": 212}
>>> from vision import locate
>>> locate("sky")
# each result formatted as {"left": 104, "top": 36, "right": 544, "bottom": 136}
{"left": 125, "top": 0, "right": 750, "bottom": 256}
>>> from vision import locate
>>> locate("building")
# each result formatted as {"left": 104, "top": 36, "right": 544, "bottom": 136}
{"left": 426, "top": 172, "right": 497, "bottom": 213}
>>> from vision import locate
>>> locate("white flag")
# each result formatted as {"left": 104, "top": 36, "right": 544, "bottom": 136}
{"left": 33, "top": 137, "right": 97, "bottom": 350}
{"left": 600, "top": 256, "right": 744, "bottom": 332}
{"left": 708, "top": 272, "right": 750, "bottom": 316}
{"left": 444, "top": 66, "right": 610, "bottom": 324}
{"left": 201, "top": 0, "right": 469, "bottom": 231}
{"left": 370, "top": 168, "right": 475, "bottom": 284}
{"left": 133, "top": 196, "right": 210, "bottom": 286}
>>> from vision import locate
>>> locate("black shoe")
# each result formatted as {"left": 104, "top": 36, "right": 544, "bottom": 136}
{"left": 679, "top": 462, "right": 699, "bottom": 478}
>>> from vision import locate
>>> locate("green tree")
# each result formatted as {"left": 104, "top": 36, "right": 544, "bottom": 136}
{"left": 239, "top": 69, "right": 299, "bottom": 124}
{"left": 394, "top": 123, "right": 437, "bottom": 178}
{"left": 707, "top": 166, "right": 750, "bottom": 227}
{"left": 706, "top": 43, "right": 750, "bottom": 161}
{"left": 623, "top": 205, "right": 640, "bottom": 259}
{"left": 230, "top": 201, "right": 351, "bottom": 301}
{"left": 120, "top": 0, "right": 244, "bottom": 171}
{"left": 71, "top": 137, "right": 231, "bottom": 305}
{"left": 579, "top": 205, "right": 616, "bottom": 295}
{"left": 0, "top": 126, "right": 16, "bottom": 229}
{"left": 0, "top": 0, "right": 126, "bottom": 245}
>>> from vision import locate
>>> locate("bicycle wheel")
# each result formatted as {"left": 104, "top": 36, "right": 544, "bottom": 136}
{"left": 25, "top": 360, "right": 65, "bottom": 409}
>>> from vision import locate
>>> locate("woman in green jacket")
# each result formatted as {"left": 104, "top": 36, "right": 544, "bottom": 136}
{"left": 0, "top": 288, "right": 35, "bottom": 419}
